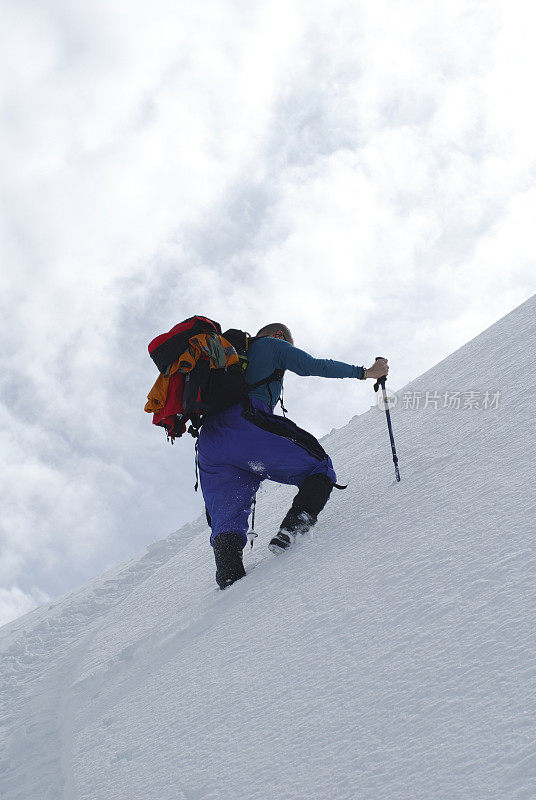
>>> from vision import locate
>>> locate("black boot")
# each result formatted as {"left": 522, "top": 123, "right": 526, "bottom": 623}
{"left": 213, "top": 532, "right": 246, "bottom": 589}
{"left": 269, "top": 473, "right": 334, "bottom": 554}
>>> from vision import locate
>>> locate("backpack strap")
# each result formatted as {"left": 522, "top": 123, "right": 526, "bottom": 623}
{"left": 246, "top": 368, "right": 285, "bottom": 391}
{"left": 246, "top": 368, "right": 286, "bottom": 413}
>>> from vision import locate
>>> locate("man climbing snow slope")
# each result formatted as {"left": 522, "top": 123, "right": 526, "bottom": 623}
{"left": 198, "top": 323, "right": 388, "bottom": 589}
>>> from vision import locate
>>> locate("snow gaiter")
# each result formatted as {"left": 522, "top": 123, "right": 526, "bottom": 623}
{"left": 279, "top": 473, "right": 334, "bottom": 537}
{"left": 212, "top": 532, "right": 246, "bottom": 590}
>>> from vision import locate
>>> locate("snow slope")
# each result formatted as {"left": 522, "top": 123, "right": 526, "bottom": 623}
{"left": 1, "top": 295, "right": 535, "bottom": 800}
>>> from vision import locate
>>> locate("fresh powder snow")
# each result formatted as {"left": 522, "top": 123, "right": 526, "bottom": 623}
{"left": 1, "top": 295, "right": 535, "bottom": 800}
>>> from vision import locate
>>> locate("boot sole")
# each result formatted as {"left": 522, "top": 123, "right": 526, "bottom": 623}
{"left": 268, "top": 541, "right": 290, "bottom": 555}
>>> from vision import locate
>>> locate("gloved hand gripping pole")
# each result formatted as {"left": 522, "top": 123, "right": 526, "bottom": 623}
{"left": 373, "top": 356, "right": 401, "bottom": 482}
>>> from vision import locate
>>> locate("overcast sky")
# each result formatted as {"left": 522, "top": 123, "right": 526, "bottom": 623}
{"left": 1, "top": 0, "right": 535, "bottom": 625}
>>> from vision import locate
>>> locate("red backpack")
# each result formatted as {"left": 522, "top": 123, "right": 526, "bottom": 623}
{"left": 148, "top": 315, "right": 221, "bottom": 374}
{"left": 146, "top": 316, "right": 278, "bottom": 441}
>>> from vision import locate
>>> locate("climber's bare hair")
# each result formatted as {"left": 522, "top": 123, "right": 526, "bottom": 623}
{"left": 256, "top": 323, "right": 294, "bottom": 345}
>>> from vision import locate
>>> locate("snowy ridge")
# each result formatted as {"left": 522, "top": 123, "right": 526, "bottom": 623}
{"left": 1, "top": 295, "right": 535, "bottom": 800}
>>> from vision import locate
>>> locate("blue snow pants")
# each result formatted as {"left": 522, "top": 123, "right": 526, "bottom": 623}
{"left": 198, "top": 399, "right": 337, "bottom": 547}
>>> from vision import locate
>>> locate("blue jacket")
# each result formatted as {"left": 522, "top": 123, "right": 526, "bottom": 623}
{"left": 245, "top": 337, "right": 364, "bottom": 409}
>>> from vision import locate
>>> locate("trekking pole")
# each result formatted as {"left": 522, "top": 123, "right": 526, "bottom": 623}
{"left": 247, "top": 493, "right": 258, "bottom": 549}
{"left": 373, "top": 357, "right": 401, "bottom": 482}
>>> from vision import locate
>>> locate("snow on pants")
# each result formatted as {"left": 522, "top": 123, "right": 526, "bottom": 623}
{"left": 198, "top": 399, "right": 337, "bottom": 547}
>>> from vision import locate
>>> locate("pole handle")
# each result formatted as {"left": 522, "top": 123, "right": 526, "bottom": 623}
{"left": 373, "top": 356, "right": 387, "bottom": 392}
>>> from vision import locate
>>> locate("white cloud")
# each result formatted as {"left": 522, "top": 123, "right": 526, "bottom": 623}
{"left": 0, "top": 585, "right": 50, "bottom": 628}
